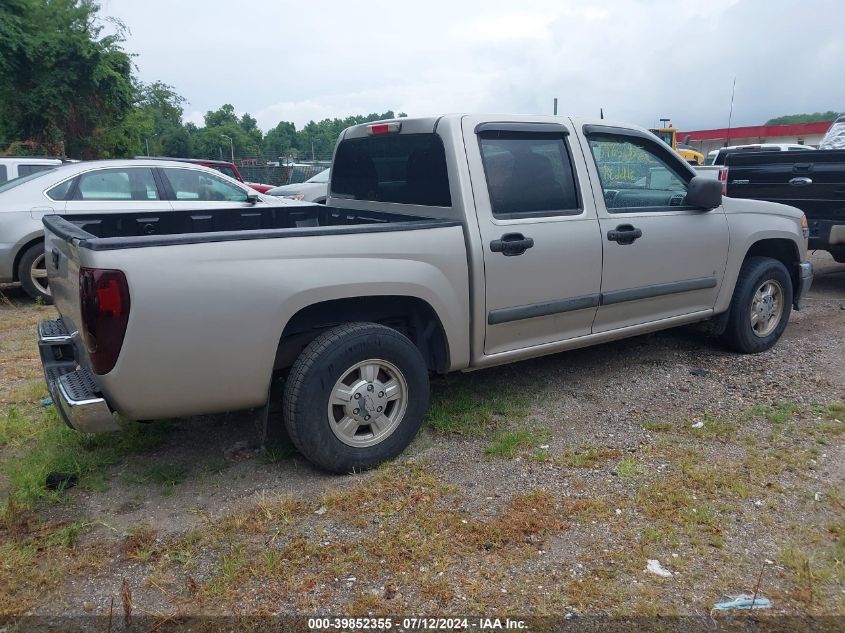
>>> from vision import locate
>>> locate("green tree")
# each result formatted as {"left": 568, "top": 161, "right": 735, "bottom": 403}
{"left": 765, "top": 111, "right": 841, "bottom": 125}
{"left": 263, "top": 121, "right": 298, "bottom": 160}
{"left": 0, "top": 0, "right": 135, "bottom": 157}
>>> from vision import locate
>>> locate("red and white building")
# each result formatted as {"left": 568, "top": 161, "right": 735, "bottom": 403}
{"left": 676, "top": 121, "right": 831, "bottom": 155}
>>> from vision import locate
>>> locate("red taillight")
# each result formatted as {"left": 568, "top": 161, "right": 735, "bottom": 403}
{"left": 718, "top": 167, "right": 728, "bottom": 195}
{"left": 79, "top": 268, "right": 130, "bottom": 374}
{"left": 367, "top": 122, "right": 401, "bottom": 135}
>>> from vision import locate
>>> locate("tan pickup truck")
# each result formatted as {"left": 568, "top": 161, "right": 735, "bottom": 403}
{"left": 38, "top": 114, "right": 813, "bottom": 473}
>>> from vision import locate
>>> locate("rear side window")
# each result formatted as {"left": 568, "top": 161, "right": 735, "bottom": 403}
{"left": 76, "top": 168, "right": 160, "bottom": 201}
{"left": 479, "top": 132, "right": 580, "bottom": 218}
{"left": 0, "top": 165, "right": 7, "bottom": 184}
{"left": 331, "top": 133, "right": 451, "bottom": 207}
{"left": 18, "top": 164, "right": 55, "bottom": 178}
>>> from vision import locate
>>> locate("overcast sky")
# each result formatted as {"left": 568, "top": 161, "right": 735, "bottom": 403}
{"left": 99, "top": 0, "right": 844, "bottom": 132}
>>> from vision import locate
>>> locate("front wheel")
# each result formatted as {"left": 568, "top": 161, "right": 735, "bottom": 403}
{"left": 18, "top": 243, "right": 52, "bottom": 303}
{"left": 283, "top": 322, "right": 430, "bottom": 473}
{"left": 722, "top": 256, "right": 792, "bottom": 353}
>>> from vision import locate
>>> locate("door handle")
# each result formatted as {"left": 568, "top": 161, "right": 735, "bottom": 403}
{"left": 607, "top": 224, "right": 642, "bottom": 245}
{"left": 490, "top": 233, "right": 534, "bottom": 256}
{"left": 789, "top": 177, "right": 813, "bottom": 187}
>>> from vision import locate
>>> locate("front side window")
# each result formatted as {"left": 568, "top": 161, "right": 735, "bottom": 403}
{"left": 0, "top": 165, "right": 7, "bottom": 184}
{"left": 163, "top": 168, "right": 248, "bottom": 201}
{"left": 479, "top": 132, "right": 580, "bottom": 218}
{"left": 76, "top": 168, "right": 160, "bottom": 201}
{"left": 588, "top": 134, "right": 690, "bottom": 212}
{"left": 331, "top": 133, "right": 451, "bottom": 207}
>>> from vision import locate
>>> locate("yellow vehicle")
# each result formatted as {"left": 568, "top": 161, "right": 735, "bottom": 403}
{"left": 649, "top": 126, "right": 705, "bottom": 165}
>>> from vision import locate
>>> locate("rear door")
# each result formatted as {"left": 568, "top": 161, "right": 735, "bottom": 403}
{"left": 461, "top": 117, "right": 603, "bottom": 355}
{"left": 63, "top": 166, "right": 173, "bottom": 217}
{"left": 578, "top": 125, "right": 729, "bottom": 333}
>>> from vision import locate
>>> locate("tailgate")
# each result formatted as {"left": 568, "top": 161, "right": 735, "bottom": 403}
{"left": 43, "top": 215, "right": 87, "bottom": 335}
{"left": 726, "top": 151, "right": 845, "bottom": 219}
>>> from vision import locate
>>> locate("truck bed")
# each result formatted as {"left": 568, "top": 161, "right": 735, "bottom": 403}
{"left": 43, "top": 205, "right": 459, "bottom": 251}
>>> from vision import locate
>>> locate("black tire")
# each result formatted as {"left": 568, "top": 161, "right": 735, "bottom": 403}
{"left": 722, "top": 256, "right": 792, "bottom": 353}
{"left": 17, "top": 242, "right": 52, "bottom": 303}
{"left": 283, "top": 322, "right": 430, "bottom": 474}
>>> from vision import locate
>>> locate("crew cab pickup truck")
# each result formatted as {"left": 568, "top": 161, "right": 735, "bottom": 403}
{"left": 723, "top": 149, "right": 845, "bottom": 262}
{"left": 38, "top": 115, "right": 813, "bottom": 473}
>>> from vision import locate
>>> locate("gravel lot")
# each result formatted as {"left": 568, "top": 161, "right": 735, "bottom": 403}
{"left": 0, "top": 251, "right": 843, "bottom": 628}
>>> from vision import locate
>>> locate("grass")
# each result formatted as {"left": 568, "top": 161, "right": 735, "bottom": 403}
{"left": 642, "top": 419, "right": 673, "bottom": 432}
{"left": 688, "top": 414, "right": 737, "bottom": 441}
{"left": 484, "top": 428, "right": 547, "bottom": 458}
{"left": 751, "top": 401, "right": 801, "bottom": 425}
{"left": 557, "top": 445, "right": 623, "bottom": 469}
{"left": 616, "top": 457, "right": 645, "bottom": 479}
{"left": 2, "top": 414, "right": 171, "bottom": 507}
{"left": 426, "top": 377, "right": 533, "bottom": 436}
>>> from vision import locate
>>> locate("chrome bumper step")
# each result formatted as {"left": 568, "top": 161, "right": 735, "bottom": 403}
{"left": 38, "top": 319, "right": 120, "bottom": 433}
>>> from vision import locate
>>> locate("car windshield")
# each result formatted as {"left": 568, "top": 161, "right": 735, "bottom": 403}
{"left": 0, "top": 168, "right": 58, "bottom": 194}
{"left": 306, "top": 169, "right": 330, "bottom": 183}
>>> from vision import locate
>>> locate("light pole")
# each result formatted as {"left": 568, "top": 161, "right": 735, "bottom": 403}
{"left": 221, "top": 134, "right": 234, "bottom": 163}
{"left": 144, "top": 133, "right": 159, "bottom": 156}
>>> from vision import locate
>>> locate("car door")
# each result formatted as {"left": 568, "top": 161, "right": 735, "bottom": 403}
{"left": 462, "top": 117, "right": 604, "bottom": 356}
{"left": 158, "top": 166, "right": 260, "bottom": 211}
{"left": 577, "top": 125, "right": 730, "bottom": 333}
{"left": 63, "top": 166, "right": 173, "bottom": 216}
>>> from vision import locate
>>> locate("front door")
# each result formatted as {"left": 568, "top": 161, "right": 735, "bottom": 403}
{"left": 578, "top": 127, "right": 730, "bottom": 333}
{"left": 462, "top": 117, "right": 604, "bottom": 356}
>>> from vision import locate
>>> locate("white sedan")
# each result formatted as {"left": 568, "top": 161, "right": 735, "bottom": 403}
{"left": 0, "top": 159, "right": 308, "bottom": 301}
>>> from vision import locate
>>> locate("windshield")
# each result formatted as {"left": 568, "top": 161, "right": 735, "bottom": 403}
{"left": 651, "top": 130, "right": 674, "bottom": 147}
{"left": 306, "top": 169, "right": 330, "bottom": 183}
{"left": 0, "top": 168, "right": 57, "bottom": 194}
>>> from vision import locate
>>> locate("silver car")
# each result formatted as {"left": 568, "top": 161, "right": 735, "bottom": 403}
{"left": 0, "top": 159, "right": 307, "bottom": 301}
{"left": 266, "top": 168, "right": 329, "bottom": 203}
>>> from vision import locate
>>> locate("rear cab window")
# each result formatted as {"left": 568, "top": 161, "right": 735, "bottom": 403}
{"left": 331, "top": 133, "right": 451, "bottom": 207}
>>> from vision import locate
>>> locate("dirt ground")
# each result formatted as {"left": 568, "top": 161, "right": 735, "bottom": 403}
{"left": 0, "top": 251, "right": 843, "bottom": 629}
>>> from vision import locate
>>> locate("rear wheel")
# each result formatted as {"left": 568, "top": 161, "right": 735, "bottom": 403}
{"left": 283, "top": 322, "right": 429, "bottom": 473}
{"left": 722, "top": 256, "right": 792, "bottom": 353}
{"left": 18, "top": 243, "right": 52, "bottom": 303}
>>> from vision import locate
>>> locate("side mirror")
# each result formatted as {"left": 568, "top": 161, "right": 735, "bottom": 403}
{"left": 246, "top": 192, "right": 260, "bottom": 204}
{"left": 686, "top": 175, "right": 722, "bottom": 210}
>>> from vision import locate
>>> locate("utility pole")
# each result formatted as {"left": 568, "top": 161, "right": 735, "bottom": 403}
{"left": 553, "top": 98, "right": 558, "bottom": 116}
{"left": 221, "top": 134, "right": 234, "bottom": 163}
{"left": 726, "top": 77, "right": 737, "bottom": 147}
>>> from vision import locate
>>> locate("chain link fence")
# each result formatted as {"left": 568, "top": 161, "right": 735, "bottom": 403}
{"left": 236, "top": 157, "right": 332, "bottom": 187}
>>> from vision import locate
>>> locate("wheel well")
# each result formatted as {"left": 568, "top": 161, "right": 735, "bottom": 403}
{"left": 745, "top": 238, "right": 800, "bottom": 292}
{"left": 11, "top": 237, "right": 43, "bottom": 282}
{"left": 275, "top": 296, "right": 450, "bottom": 374}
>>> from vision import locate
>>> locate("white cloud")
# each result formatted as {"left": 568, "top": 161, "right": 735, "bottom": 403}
{"left": 101, "top": 0, "right": 845, "bottom": 132}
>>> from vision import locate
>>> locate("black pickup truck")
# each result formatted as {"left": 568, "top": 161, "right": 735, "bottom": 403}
{"left": 724, "top": 149, "right": 845, "bottom": 262}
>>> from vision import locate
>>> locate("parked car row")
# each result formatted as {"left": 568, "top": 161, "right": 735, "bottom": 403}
{"left": 0, "top": 159, "right": 307, "bottom": 301}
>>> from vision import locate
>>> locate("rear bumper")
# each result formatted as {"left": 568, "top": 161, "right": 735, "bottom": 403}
{"left": 38, "top": 318, "right": 120, "bottom": 433}
{"left": 794, "top": 261, "right": 813, "bottom": 310}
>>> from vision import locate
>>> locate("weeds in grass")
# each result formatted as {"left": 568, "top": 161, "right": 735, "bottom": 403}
{"left": 642, "top": 419, "right": 672, "bottom": 432}
{"left": 689, "top": 414, "right": 737, "bottom": 441}
{"left": 752, "top": 401, "right": 801, "bottom": 425}
{"left": 426, "top": 379, "right": 532, "bottom": 436}
{"left": 557, "top": 446, "right": 623, "bottom": 469}
{"left": 2, "top": 413, "right": 170, "bottom": 507}
{"left": 616, "top": 458, "right": 645, "bottom": 479}
{"left": 142, "top": 463, "right": 188, "bottom": 488}
{"left": 122, "top": 525, "right": 159, "bottom": 562}
{"left": 485, "top": 428, "right": 547, "bottom": 458}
